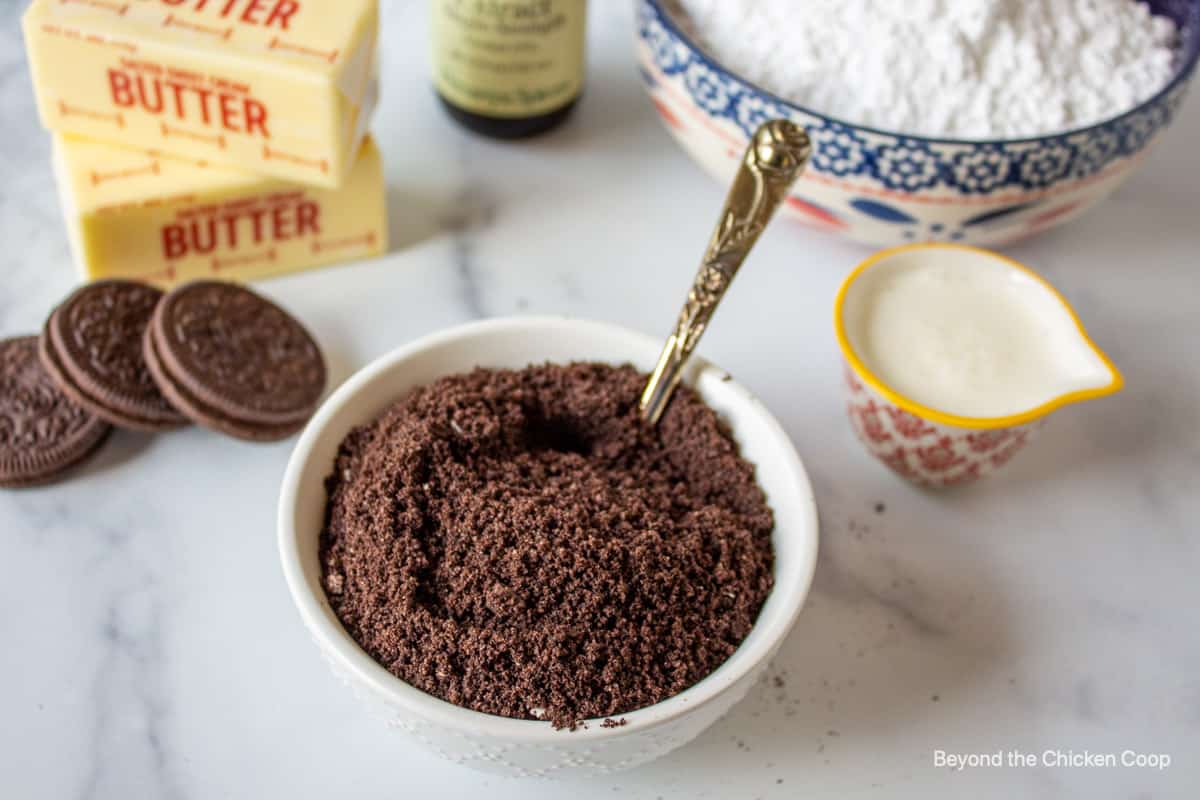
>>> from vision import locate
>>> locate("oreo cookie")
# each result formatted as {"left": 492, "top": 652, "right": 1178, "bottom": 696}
{"left": 144, "top": 281, "right": 325, "bottom": 442}
{"left": 40, "top": 280, "right": 188, "bottom": 432}
{"left": 0, "top": 336, "right": 111, "bottom": 488}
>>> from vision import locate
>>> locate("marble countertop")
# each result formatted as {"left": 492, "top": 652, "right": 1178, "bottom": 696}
{"left": 3, "top": 2, "right": 1199, "bottom": 798}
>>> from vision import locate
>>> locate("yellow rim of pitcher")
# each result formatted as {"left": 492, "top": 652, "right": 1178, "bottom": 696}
{"left": 834, "top": 242, "right": 1124, "bottom": 431}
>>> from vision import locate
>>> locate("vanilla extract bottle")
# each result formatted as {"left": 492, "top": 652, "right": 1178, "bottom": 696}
{"left": 431, "top": 0, "right": 588, "bottom": 138}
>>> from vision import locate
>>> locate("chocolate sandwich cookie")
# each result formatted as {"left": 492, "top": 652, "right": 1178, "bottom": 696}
{"left": 145, "top": 281, "right": 325, "bottom": 442}
{"left": 40, "top": 281, "right": 188, "bottom": 432}
{"left": 142, "top": 326, "right": 305, "bottom": 442}
{"left": 0, "top": 336, "right": 111, "bottom": 488}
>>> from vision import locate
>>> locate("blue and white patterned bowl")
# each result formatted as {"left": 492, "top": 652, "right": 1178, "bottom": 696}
{"left": 637, "top": 0, "right": 1200, "bottom": 246}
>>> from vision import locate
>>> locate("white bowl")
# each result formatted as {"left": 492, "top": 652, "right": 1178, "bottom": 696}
{"left": 278, "top": 317, "right": 819, "bottom": 777}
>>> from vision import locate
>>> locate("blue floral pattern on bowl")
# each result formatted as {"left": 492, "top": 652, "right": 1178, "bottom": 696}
{"left": 636, "top": 0, "right": 1200, "bottom": 246}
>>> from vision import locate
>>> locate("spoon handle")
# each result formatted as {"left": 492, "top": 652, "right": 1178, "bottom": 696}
{"left": 639, "top": 119, "right": 811, "bottom": 425}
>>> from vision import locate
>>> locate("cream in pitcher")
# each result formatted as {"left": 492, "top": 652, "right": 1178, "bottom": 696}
{"left": 835, "top": 244, "right": 1123, "bottom": 486}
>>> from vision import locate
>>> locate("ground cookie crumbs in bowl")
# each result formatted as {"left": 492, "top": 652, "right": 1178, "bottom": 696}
{"left": 319, "top": 362, "right": 775, "bottom": 730}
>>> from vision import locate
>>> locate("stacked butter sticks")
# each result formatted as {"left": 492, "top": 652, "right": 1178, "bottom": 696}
{"left": 20, "top": 0, "right": 386, "bottom": 285}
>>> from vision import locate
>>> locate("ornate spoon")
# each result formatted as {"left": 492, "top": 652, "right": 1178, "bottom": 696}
{"left": 639, "top": 119, "right": 811, "bottom": 424}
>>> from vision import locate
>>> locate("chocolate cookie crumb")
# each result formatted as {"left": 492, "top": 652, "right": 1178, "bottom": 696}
{"left": 320, "top": 363, "right": 774, "bottom": 729}
{"left": 601, "top": 717, "right": 627, "bottom": 728}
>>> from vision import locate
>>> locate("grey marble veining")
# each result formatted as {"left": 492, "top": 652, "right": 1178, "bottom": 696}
{"left": 2, "top": 1, "right": 1199, "bottom": 798}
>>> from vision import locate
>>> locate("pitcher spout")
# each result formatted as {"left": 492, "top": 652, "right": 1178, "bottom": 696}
{"left": 1035, "top": 322, "right": 1123, "bottom": 420}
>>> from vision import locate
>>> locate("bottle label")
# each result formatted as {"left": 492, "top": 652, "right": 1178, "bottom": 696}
{"left": 432, "top": 0, "right": 586, "bottom": 119}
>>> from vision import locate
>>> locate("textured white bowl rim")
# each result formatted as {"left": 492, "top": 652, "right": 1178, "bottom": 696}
{"left": 278, "top": 316, "right": 819, "bottom": 744}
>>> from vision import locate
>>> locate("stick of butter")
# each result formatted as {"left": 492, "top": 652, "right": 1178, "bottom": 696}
{"left": 52, "top": 133, "right": 387, "bottom": 285}
{"left": 24, "top": 0, "right": 378, "bottom": 188}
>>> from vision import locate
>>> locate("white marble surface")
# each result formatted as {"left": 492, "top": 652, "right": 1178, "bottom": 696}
{"left": 3, "top": 2, "right": 1199, "bottom": 798}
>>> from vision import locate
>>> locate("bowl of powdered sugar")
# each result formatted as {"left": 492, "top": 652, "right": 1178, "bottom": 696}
{"left": 638, "top": 0, "right": 1200, "bottom": 245}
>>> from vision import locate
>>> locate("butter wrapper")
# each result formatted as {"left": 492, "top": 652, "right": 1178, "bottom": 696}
{"left": 24, "top": 0, "right": 378, "bottom": 188}
{"left": 53, "top": 133, "right": 387, "bottom": 285}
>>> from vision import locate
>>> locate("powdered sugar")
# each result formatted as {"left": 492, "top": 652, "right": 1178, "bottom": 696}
{"left": 671, "top": 0, "right": 1180, "bottom": 138}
